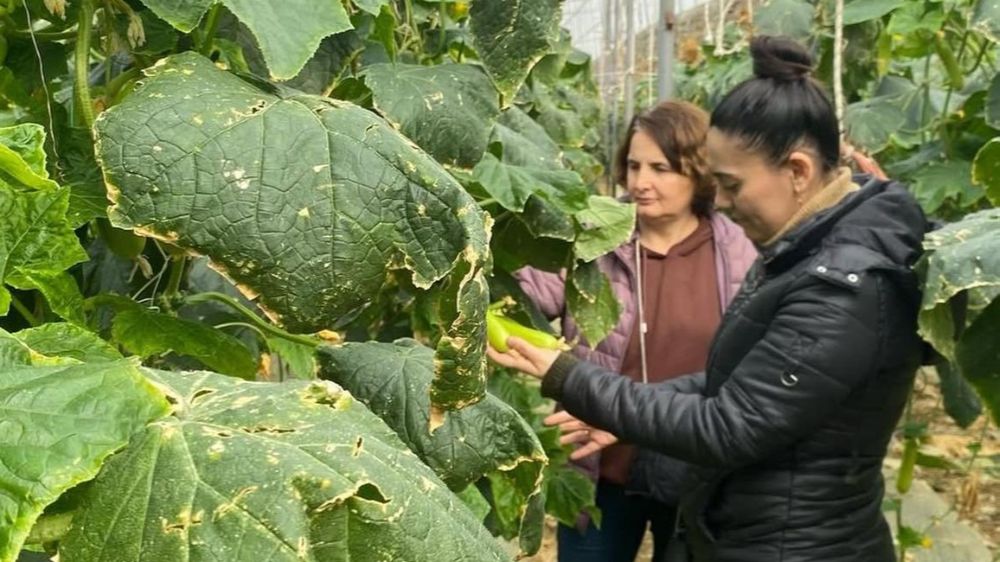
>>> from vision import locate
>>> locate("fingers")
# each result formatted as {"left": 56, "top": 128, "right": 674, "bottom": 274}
{"left": 543, "top": 411, "right": 576, "bottom": 426}
{"left": 571, "top": 441, "right": 605, "bottom": 461}
{"left": 486, "top": 345, "right": 513, "bottom": 366}
{"left": 486, "top": 345, "right": 531, "bottom": 372}
{"left": 505, "top": 336, "right": 538, "bottom": 359}
{"left": 560, "top": 430, "right": 591, "bottom": 445}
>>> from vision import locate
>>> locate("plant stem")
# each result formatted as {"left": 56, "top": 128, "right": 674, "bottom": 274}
{"left": 75, "top": 0, "right": 96, "bottom": 129}
{"left": 965, "top": 39, "right": 991, "bottom": 79}
{"left": 105, "top": 66, "right": 139, "bottom": 99}
{"left": 10, "top": 294, "right": 39, "bottom": 326}
{"left": 438, "top": 3, "right": 447, "bottom": 55}
{"left": 214, "top": 321, "right": 268, "bottom": 339}
{"left": 939, "top": 30, "right": 968, "bottom": 121}
{"left": 164, "top": 256, "right": 187, "bottom": 297}
{"left": 8, "top": 28, "right": 78, "bottom": 40}
{"left": 964, "top": 418, "right": 992, "bottom": 473}
{"left": 896, "top": 501, "right": 907, "bottom": 561}
{"left": 184, "top": 292, "right": 322, "bottom": 348}
{"left": 197, "top": 3, "right": 222, "bottom": 56}
{"left": 920, "top": 55, "right": 932, "bottom": 145}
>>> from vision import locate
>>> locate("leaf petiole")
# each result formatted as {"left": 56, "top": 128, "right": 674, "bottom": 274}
{"left": 185, "top": 292, "right": 322, "bottom": 348}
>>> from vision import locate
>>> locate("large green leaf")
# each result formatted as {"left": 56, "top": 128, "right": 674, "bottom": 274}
{"left": 223, "top": 0, "right": 353, "bottom": 80}
{"left": 566, "top": 260, "right": 622, "bottom": 346}
{"left": 491, "top": 213, "right": 573, "bottom": 273}
{"left": 528, "top": 81, "right": 600, "bottom": 149}
{"left": 0, "top": 359, "right": 169, "bottom": 562}
{"left": 265, "top": 336, "right": 317, "bottom": 380}
{"left": 352, "top": 0, "right": 390, "bottom": 15}
{"left": 972, "top": 0, "right": 1000, "bottom": 43}
{"left": 470, "top": 0, "right": 562, "bottom": 102}
{"left": 317, "top": 339, "right": 546, "bottom": 486}
{"left": 955, "top": 297, "right": 1000, "bottom": 424}
{"left": 95, "top": 53, "right": 491, "bottom": 409}
{"left": 972, "top": 138, "right": 1000, "bottom": 206}
{"left": 844, "top": 96, "right": 907, "bottom": 153}
{"left": 473, "top": 153, "right": 588, "bottom": 213}
{"left": 842, "top": 0, "right": 905, "bottom": 25}
{"left": 363, "top": 63, "right": 500, "bottom": 167}
{"left": 0, "top": 185, "right": 88, "bottom": 316}
{"left": 0, "top": 124, "right": 50, "bottom": 184}
{"left": 13, "top": 323, "right": 121, "bottom": 364}
{"left": 573, "top": 196, "right": 636, "bottom": 262}
{"left": 919, "top": 209, "right": 1000, "bottom": 371}
{"left": 0, "top": 124, "right": 88, "bottom": 319}
{"left": 910, "top": 160, "right": 982, "bottom": 215}
{"left": 138, "top": 0, "right": 352, "bottom": 79}
{"left": 920, "top": 209, "right": 1000, "bottom": 309}
{"left": 60, "top": 370, "right": 508, "bottom": 562}
{"left": 218, "top": 15, "right": 364, "bottom": 96}
{"left": 543, "top": 463, "right": 601, "bottom": 528}
{"left": 92, "top": 295, "right": 258, "bottom": 380}
{"left": 754, "top": 0, "right": 815, "bottom": 42}
{"left": 134, "top": 0, "right": 214, "bottom": 32}
{"left": 490, "top": 106, "right": 563, "bottom": 169}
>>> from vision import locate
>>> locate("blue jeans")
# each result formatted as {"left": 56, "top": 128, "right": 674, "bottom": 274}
{"left": 558, "top": 479, "right": 679, "bottom": 562}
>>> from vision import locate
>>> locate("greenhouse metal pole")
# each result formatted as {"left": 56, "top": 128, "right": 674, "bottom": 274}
{"left": 624, "top": 0, "right": 636, "bottom": 120}
{"left": 657, "top": 0, "right": 675, "bottom": 100}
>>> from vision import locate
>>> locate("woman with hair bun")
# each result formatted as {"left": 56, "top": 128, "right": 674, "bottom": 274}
{"left": 516, "top": 100, "right": 756, "bottom": 562}
{"left": 491, "top": 35, "right": 931, "bottom": 562}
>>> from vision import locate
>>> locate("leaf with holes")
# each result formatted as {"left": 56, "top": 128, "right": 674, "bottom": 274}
{"left": 59, "top": 369, "right": 509, "bottom": 562}
{"left": 94, "top": 53, "right": 491, "bottom": 409}
{"left": 918, "top": 209, "right": 1000, "bottom": 367}
{"left": 0, "top": 359, "right": 169, "bottom": 562}
{"left": 317, "top": 339, "right": 546, "bottom": 489}
{"left": 470, "top": 0, "right": 562, "bottom": 102}
{"left": 363, "top": 63, "right": 500, "bottom": 167}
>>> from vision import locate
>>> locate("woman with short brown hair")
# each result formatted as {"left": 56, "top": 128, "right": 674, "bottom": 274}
{"left": 516, "top": 100, "right": 756, "bottom": 562}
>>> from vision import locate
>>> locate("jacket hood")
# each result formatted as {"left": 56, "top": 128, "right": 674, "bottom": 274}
{"left": 763, "top": 175, "right": 930, "bottom": 272}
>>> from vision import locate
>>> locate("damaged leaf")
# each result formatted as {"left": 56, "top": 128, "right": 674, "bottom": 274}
{"left": 59, "top": 369, "right": 509, "bottom": 562}
{"left": 95, "top": 53, "right": 491, "bottom": 409}
{"left": 0, "top": 357, "right": 169, "bottom": 561}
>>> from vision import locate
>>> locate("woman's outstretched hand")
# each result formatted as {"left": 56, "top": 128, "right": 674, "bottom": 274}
{"left": 544, "top": 411, "right": 619, "bottom": 460}
{"left": 486, "top": 336, "right": 560, "bottom": 378}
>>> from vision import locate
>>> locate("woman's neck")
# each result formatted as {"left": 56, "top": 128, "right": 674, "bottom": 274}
{"left": 637, "top": 213, "right": 701, "bottom": 254}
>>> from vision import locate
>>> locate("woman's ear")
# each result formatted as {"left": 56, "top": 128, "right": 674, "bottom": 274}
{"left": 785, "top": 150, "right": 817, "bottom": 197}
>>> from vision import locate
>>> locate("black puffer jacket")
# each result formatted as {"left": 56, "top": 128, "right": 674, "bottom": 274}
{"left": 541, "top": 176, "right": 931, "bottom": 562}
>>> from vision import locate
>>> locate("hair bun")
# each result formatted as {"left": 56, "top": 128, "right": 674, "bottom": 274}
{"left": 750, "top": 36, "right": 813, "bottom": 82}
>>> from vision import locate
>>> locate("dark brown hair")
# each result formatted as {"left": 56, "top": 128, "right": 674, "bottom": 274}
{"left": 710, "top": 36, "right": 840, "bottom": 174}
{"left": 614, "top": 100, "right": 716, "bottom": 218}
